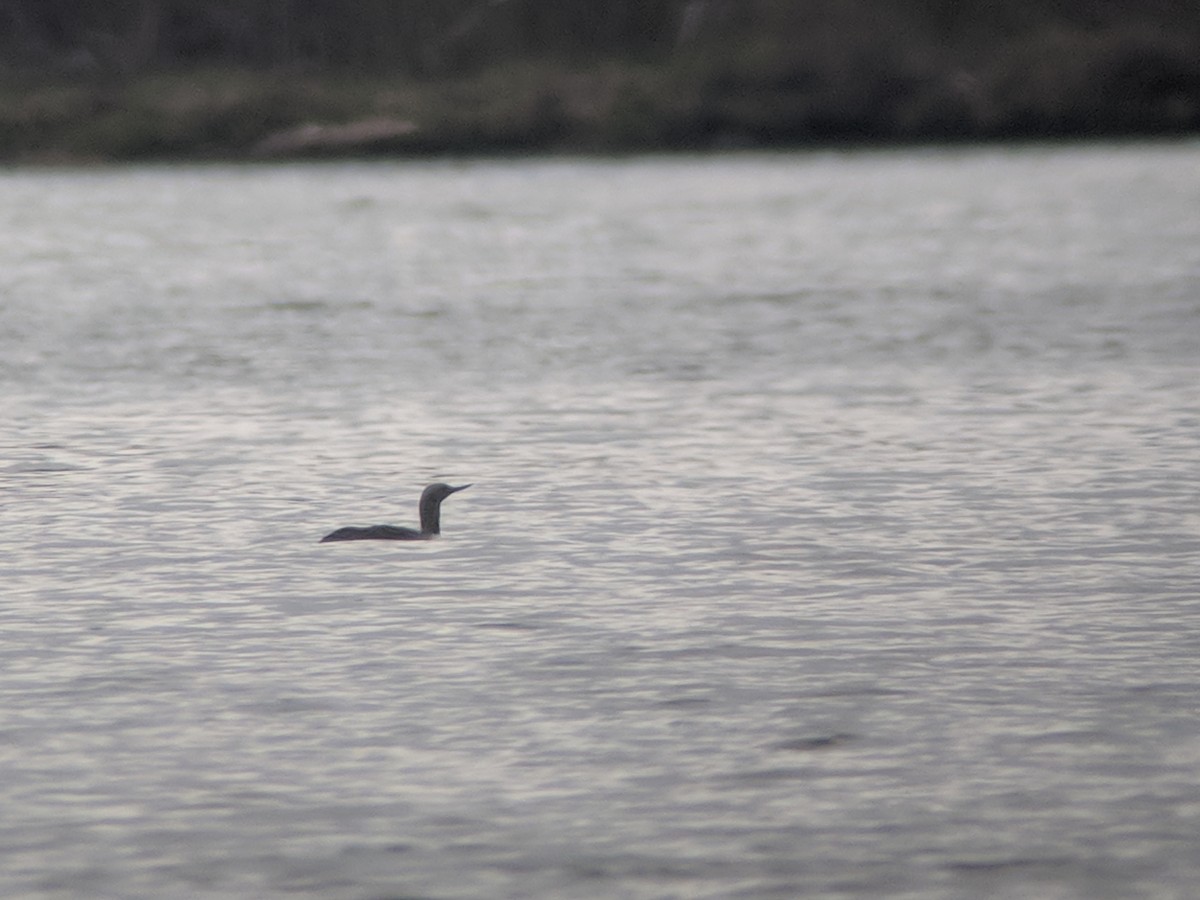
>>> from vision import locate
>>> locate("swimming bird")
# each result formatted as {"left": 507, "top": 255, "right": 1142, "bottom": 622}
{"left": 319, "top": 483, "right": 471, "bottom": 542}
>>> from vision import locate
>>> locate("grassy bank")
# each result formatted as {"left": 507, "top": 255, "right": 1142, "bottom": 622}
{"left": 3, "top": 22, "right": 1198, "bottom": 162}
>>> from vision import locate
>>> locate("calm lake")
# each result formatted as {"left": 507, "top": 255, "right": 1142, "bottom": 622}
{"left": 2, "top": 143, "right": 1199, "bottom": 899}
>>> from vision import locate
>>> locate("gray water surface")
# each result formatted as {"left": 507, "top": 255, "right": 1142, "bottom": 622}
{"left": 2, "top": 144, "right": 1199, "bottom": 898}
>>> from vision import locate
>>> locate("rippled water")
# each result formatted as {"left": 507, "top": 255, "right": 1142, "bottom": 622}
{"left": 2, "top": 144, "right": 1199, "bottom": 898}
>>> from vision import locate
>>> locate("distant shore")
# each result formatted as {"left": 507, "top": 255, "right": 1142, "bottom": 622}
{"left": 3, "top": 27, "right": 1198, "bottom": 163}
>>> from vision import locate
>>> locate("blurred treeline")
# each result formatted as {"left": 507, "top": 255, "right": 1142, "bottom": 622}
{"left": 2, "top": 0, "right": 1199, "bottom": 159}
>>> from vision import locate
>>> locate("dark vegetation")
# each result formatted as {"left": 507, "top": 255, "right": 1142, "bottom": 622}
{"left": 2, "top": 0, "right": 1199, "bottom": 161}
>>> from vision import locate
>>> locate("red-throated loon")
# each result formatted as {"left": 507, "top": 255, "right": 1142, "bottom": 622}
{"left": 319, "top": 483, "right": 471, "bottom": 542}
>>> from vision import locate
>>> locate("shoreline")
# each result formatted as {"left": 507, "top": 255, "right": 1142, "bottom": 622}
{"left": 4, "top": 38, "right": 1199, "bottom": 164}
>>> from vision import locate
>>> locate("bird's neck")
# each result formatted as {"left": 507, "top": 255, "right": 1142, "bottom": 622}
{"left": 418, "top": 498, "right": 441, "bottom": 535}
